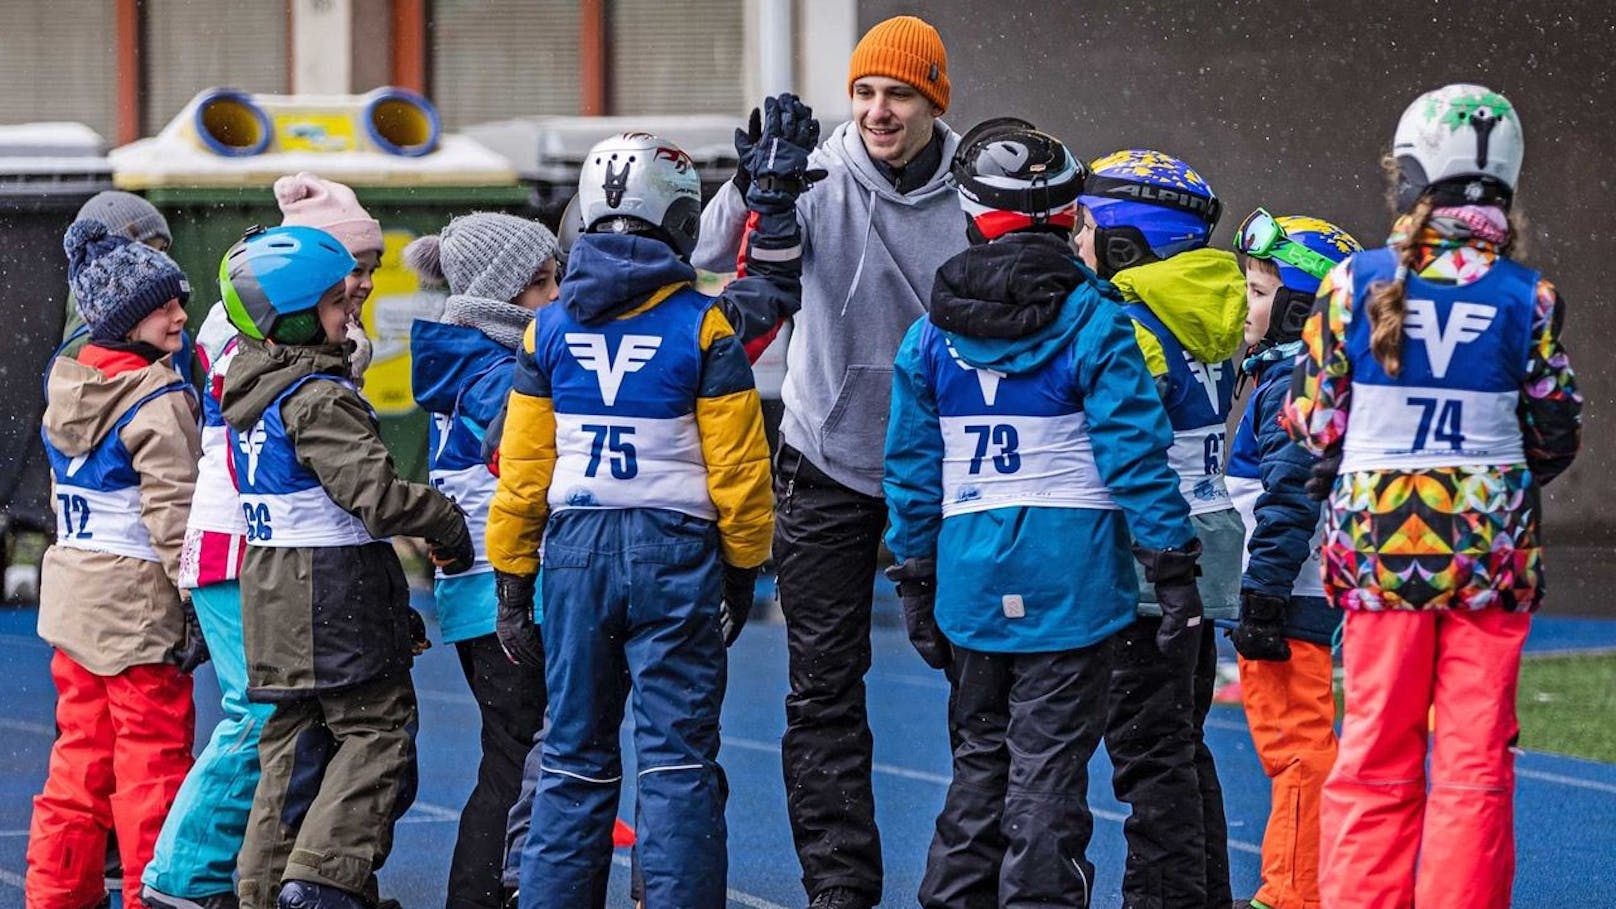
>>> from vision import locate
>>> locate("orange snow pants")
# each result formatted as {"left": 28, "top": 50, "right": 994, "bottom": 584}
{"left": 1238, "top": 641, "right": 1336, "bottom": 909}
{"left": 1320, "top": 608, "right": 1530, "bottom": 909}
{"left": 27, "top": 650, "right": 195, "bottom": 909}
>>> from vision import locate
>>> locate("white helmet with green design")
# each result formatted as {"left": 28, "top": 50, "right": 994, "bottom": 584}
{"left": 1393, "top": 83, "right": 1523, "bottom": 211}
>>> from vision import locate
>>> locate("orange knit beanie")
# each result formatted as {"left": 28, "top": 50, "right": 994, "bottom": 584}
{"left": 847, "top": 15, "right": 950, "bottom": 112}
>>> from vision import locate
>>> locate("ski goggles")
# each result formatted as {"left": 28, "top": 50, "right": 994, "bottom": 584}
{"left": 1235, "top": 208, "right": 1339, "bottom": 280}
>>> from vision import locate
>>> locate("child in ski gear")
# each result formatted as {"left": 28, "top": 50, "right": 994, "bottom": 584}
{"left": 220, "top": 225, "right": 474, "bottom": 909}
{"left": 1227, "top": 211, "right": 1361, "bottom": 909}
{"left": 885, "top": 119, "right": 1207, "bottom": 909}
{"left": 142, "top": 174, "right": 388, "bottom": 909}
{"left": 60, "top": 191, "right": 176, "bottom": 356}
{"left": 28, "top": 218, "right": 201, "bottom": 909}
{"left": 692, "top": 18, "right": 961, "bottom": 906}
{"left": 274, "top": 172, "right": 385, "bottom": 384}
{"left": 405, "top": 211, "right": 560, "bottom": 909}
{"left": 1288, "top": 85, "right": 1580, "bottom": 909}
{"left": 1074, "top": 148, "right": 1243, "bottom": 908}
{"left": 487, "top": 125, "right": 804, "bottom": 908}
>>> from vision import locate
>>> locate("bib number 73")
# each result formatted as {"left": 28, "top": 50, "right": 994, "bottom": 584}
{"left": 963, "top": 424, "right": 1021, "bottom": 475}
{"left": 1408, "top": 396, "right": 1465, "bottom": 451}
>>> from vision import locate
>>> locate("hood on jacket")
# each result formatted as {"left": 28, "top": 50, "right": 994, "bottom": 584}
{"left": 936, "top": 235, "right": 1118, "bottom": 376}
{"left": 824, "top": 119, "right": 959, "bottom": 207}
{"left": 930, "top": 233, "right": 1086, "bottom": 340}
{"left": 561, "top": 233, "right": 697, "bottom": 326}
{"left": 410, "top": 319, "right": 512, "bottom": 415}
{"left": 42, "top": 354, "right": 182, "bottom": 456}
{"left": 220, "top": 336, "right": 351, "bottom": 431}
{"left": 1109, "top": 247, "right": 1247, "bottom": 363}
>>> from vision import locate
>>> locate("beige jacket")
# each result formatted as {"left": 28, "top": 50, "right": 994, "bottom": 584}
{"left": 38, "top": 354, "right": 200, "bottom": 675}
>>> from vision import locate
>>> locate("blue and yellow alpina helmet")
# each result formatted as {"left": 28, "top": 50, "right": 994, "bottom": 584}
{"left": 220, "top": 225, "right": 355, "bottom": 344}
{"left": 1235, "top": 211, "right": 1362, "bottom": 296}
{"left": 1080, "top": 149, "right": 1222, "bottom": 277}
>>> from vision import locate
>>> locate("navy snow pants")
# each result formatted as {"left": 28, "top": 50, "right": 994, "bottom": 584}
{"left": 517, "top": 508, "right": 728, "bottom": 909}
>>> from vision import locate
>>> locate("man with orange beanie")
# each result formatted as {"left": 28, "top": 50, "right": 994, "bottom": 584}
{"left": 693, "top": 14, "right": 964, "bottom": 909}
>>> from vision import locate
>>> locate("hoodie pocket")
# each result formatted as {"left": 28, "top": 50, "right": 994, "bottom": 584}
{"left": 818, "top": 364, "right": 893, "bottom": 475}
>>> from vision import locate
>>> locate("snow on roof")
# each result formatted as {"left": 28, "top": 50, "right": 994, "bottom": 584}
{"left": 0, "top": 123, "right": 112, "bottom": 176}
{"left": 461, "top": 115, "right": 742, "bottom": 182}
{"left": 109, "top": 134, "right": 516, "bottom": 189}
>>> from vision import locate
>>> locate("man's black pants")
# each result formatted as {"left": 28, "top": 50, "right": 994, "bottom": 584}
{"left": 774, "top": 445, "right": 888, "bottom": 902}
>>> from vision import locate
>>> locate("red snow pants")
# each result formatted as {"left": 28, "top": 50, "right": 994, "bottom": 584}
{"left": 27, "top": 650, "right": 195, "bottom": 909}
{"left": 1320, "top": 607, "right": 1529, "bottom": 909}
{"left": 1238, "top": 641, "right": 1337, "bottom": 909}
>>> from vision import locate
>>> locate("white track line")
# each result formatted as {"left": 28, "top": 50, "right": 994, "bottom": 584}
{"left": 725, "top": 735, "right": 1263, "bottom": 855}
{"left": 1517, "top": 768, "right": 1616, "bottom": 795}
{"left": 610, "top": 853, "right": 790, "bottom": 909}
{"left": 0, "top": 718, "right": 52, "bottom": 736}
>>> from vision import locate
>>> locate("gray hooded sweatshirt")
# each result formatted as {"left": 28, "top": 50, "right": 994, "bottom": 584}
{"left": 694, "top": 119, "right": 964, "bottom": 497}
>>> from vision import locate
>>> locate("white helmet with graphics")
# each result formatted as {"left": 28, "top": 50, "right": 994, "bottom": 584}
{"left": 578, "top": 132, "right": 703, "bottom": 257}
{"left": 1392, "top": 83, "right": 1524, "bottom": 210}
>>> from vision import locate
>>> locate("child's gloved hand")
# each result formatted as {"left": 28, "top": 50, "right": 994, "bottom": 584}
{"left": 885, "top": 558, "right": 951, "bottom": 671}
{"left": 408, "top": 608, "right": 432, "bottom": 655}
{"left": 1230, "top": 590, "right": 1292, "bottom": 662}
{"left": 741, "top": 93, "right": 827, "bottom": 215}
{"left": 1132, "top": 540, "right": 1205, "bottom": 663}
{"left": 1305, "top": 453, "right": 1341, "bottom": 501}
{"left": 171, "top": 591, "right": 211, "bottom": 674}
{"left": 344, "top": 319, "right": 372, "bottom": 386}
{"left": 495, "top": 570, "right": 543, "bottom": 666}
{"left": 719, "top": 564, "right": 759, "bottom": 647}
{"left": 428, "top": 513, "right": 475, "bottom": 576}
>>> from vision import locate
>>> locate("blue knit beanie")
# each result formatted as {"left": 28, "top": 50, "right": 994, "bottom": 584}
{"left": 65, "top": 219, "right": 191, "bottom": 343}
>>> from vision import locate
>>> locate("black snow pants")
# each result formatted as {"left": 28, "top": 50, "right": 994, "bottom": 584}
{"left": 919, "top": 642, "right": 1113, "bottom": 909}
{"left": 447, "top": 633, "right": 547, "bottom": 909}
{"left": 1104, "top": 618, "right": 1231, "bottom": 909}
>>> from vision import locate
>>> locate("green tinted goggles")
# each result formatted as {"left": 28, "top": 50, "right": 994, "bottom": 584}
{"left": 1235, "top": 208, "right": 1338, "bottom": 280}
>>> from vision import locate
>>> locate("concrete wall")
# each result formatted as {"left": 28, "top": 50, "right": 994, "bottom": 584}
{"left": 863, "top": 0, "right": 1616, "bottom": 537}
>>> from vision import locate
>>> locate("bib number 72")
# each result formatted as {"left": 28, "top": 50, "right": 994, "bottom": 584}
{"left": 56, "top": 494, "right": 92, "bottom": 539}
{"left": 1408, "top": 396, "right": 1465, "bottom": 451}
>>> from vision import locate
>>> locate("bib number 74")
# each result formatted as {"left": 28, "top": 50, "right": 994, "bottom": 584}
{"left": 1408, "top": 396, "right": 1465, "bottom": 451}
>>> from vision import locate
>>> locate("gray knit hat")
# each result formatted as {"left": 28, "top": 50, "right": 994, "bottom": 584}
{"left": 75, "top": 190, "right": 171, "bottom": 248}
{"left": 65, "top": 219, "right": 190, "bottom": 343}
{"left": 402, "top": 212, "right": 558, "bottom": 304}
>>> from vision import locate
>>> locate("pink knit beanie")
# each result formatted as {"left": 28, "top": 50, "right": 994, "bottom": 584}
{"left": 273, "top": 172, "right": 384, "bottom": 255}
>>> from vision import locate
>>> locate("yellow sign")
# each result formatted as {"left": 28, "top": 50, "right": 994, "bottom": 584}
{"left": 272, "top": 111, "right": 358, "bottom": 153}
{"left": 360, "top": 229, "right": 445, "bottom": 416}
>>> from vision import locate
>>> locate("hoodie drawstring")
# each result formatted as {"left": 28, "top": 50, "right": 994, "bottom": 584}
{"left": 838, "top": 187, "right": 879, "bottom": 318}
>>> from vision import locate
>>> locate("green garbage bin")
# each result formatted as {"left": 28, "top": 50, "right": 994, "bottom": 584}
{"left": 108, "top": 87, "right": 531, "bottom": 481}
{"left": 0, "top": 122, "right": 114, "bottom": 536}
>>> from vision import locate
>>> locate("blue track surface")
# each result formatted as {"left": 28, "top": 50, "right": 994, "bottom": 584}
{"left": 1, "top": 598, "right": 1614, "bottom": 908}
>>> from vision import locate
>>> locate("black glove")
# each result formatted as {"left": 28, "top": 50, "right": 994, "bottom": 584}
{"left": 719, "top": 564, "right": 759, "bottom": 647}
{"left": 1305, "top": 452, "right": 1341, "bottom": 501}
{"left": 1229, "top": 590, "right": 1292, "bottom": 662}
{"left": 428, "top": 511, "right": 475, "bottom": 576}
{"left": 1132, "top": 540, "right": 1205, "bottom": 662}
{"left": 407, "top": 607, "right": 432, "bottom": 656}
{"left": 171, "top": 592, "right": 211, "bottom": 674}
{"left": 885, "top": 558, "right": 951, "bottom": 671}
{"left": 495, "top": 570, "right": 543, "bottom": 667}
{"left": 731, "top": 106, "right": 761, "bottom": 197}
{"left": 740, "top": 93, "right": 828, "bottom": 215}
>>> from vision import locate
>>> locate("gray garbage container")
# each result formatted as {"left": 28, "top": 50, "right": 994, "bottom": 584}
{"left": 0, "top": 123, "right": 114, "bottom": 538}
